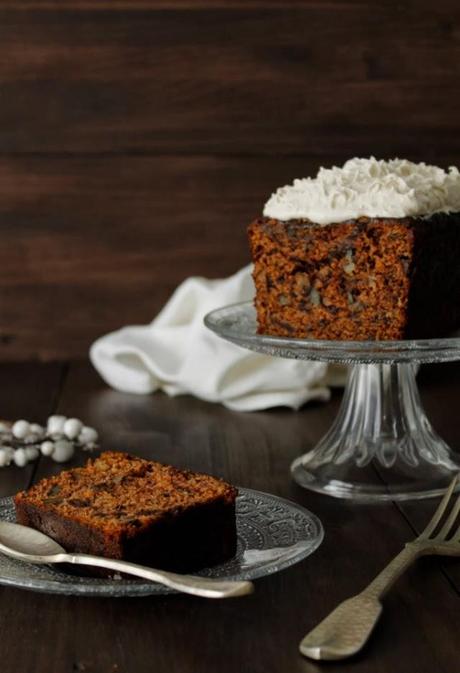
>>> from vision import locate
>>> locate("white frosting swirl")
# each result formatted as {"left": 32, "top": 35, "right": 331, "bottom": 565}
{"left": 263, "top": 157, "right": 460, "bottom": 224}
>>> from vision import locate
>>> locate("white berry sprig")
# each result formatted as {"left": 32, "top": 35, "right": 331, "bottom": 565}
{"left": 0, "top": 416, "right": 99, "bottom": 468}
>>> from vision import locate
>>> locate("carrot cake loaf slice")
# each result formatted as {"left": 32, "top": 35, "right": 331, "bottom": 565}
{"left": 14, "top": 451, "right": 238, "bottom": 572}
{"left": 248, "top": 158, "right": 460, "bottom": 340}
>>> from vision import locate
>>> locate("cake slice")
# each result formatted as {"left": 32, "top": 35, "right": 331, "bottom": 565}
{"left": 14, "top": 452, "right": 238, "bottom": 572}
{"left": 249, "top": 213, "right": 460, "bottom": 340}
{"left": 249, "top": 158, "right": 460, "bottom": 341}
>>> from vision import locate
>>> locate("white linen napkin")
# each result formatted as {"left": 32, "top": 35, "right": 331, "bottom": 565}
{"left": 90, "top": 265, "right": 343, "bottom": 412}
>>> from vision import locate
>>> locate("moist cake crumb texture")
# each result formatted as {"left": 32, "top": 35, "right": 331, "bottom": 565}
{"left": 248, "top": 214, "right": 460, "bottom": 341}
{"left": 14, "top": 451, "right": 238, "bottom": 572}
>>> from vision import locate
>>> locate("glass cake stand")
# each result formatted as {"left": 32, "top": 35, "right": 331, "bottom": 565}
{"left": 204, "top": 302, "right": 460, "bottom": 503}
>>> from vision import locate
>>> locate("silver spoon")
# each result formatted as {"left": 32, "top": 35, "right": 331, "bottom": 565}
{"left": 0, "top": 521, "right": 253, "bottom": 599}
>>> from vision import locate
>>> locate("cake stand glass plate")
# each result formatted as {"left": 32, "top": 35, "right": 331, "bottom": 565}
{"left": 0, "top": 489, "right": 323, "bottom": 597}
{"left": 205, "top": 302, "right": 460, "bottom": 503}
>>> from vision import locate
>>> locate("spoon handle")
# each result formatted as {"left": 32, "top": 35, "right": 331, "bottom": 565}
{"left": 60, "top": 552, "right": 253, "bottom": 599}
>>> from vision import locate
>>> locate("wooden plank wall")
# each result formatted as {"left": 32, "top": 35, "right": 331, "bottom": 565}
{"left": 1, "top": 1, "right": 459, "bottom": 360}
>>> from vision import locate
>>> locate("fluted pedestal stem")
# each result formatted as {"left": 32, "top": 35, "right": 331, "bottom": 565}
{"left": 291, "top": 364, "right": 460, "bottom": 502}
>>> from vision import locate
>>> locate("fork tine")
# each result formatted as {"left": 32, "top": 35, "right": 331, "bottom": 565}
{"left": 435, "top": 493, "right": 460, "bottom": 540}
{"left": 419, "top": 474, "right": 459, "bottom": 540}
{"left": 451, "top": 519, "right": 460, "bottom": 543}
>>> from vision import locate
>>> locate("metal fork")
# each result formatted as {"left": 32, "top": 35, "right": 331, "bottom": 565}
{"left": 300, "top": 474, "right": 460, "bottom": 661}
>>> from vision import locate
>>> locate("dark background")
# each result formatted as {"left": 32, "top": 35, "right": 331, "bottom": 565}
{"left": 1, "top": 0, "right": 460, "bottom": 360}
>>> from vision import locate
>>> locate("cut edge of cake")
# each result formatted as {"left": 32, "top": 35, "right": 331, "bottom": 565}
{"left": 248, "top": 213, "right": 460, "bottom": 341}
{"left": 14, "top": 451, "right": 238, "bottom": 573}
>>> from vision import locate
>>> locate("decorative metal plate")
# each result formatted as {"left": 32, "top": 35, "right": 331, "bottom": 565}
{"left": 0, "top": 489, "right": 323, "bottom": 597}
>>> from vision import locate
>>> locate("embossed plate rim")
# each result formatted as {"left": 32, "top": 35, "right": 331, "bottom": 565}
{"left": 0, "top": 489, "right": 323, "bottom": 597}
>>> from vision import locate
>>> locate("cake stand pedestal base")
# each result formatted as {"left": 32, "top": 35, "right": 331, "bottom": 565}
{"left": 291, "top": 363, "right": 460, "bottom": 502}
{"left": 205, "top": 302, "right": 460, "bottom": 503}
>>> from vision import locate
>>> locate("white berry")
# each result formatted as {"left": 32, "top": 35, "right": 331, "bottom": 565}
{"left": 14, "top": 448, "right": 28, "bottom": 467}
{"left": 40, "top": 440, "right": 55, "bottom": 456}
{"left": 47, "top": 415, "right": 66, "bottom": 435}
{"left": 0, "top": 449, "right": 9, "bottom": 467}
{"left": 82, "top": 442, "right": 96, "bottom": 452}
{"left": 79, "top": 426, "right": 98, "bottom": 444}
{"left": 52, "top": 439, "right": 74, "bottom": 463}
{"left": 0, "top": 422, "right": 10, "bottom": 433}
{"left": 30, "top": 423, "right": 45, "bottom": 437}
{"left": 3, "top": 446, "right": 14, "bottom": 459}
{"left": 63, "top": 418, "right": 83, "bottom": 440}
{"left": 12, "top": 420, "right": 30, "bottom": 439}
{"left": 25, "top": 447, "right": 39, "bottom": 461}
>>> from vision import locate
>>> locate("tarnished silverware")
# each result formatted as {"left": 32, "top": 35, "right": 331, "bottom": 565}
{"left": 300, "top": 475, "right": 460, "bottom": 660}
{"left": 0, "top": 521, "right": 254, "bottom": 599}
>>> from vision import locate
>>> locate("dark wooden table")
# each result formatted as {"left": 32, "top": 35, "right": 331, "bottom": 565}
{"left": 0, "top": 359, "right": 459, "bottom": 673}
